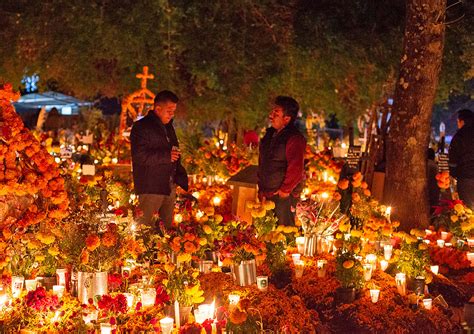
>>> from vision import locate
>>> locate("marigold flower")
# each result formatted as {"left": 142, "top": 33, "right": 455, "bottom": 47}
{"left": 184, "top": 241, "right": 197, "bottom": 253}
{"left": 343, "top": 260, "right": 354, "bottom": 269}
{"left": 177, "top": 253, "right": 192, "bottom": 263}
{"left": 80, "top": 250, "right": 90, "bottom": 264}
{"left": 85, "top": 234, "right": 101, "bottom": 251}
{"left": 263, "top": 201, "right": 275, "bottom": 210}
{"left": 48, "top": 246, "right": 60, "bottom": 256}
{"left": 203, "top": 225, "right": 213, "bottom": 234}
{"left": 450, "top": 215, "right": 459, "bottom": 223}
{"left": 102, "top": 232, "right": 117, "bottom": 248}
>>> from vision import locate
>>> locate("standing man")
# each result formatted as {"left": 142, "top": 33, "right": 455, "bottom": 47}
{"left": 131, "top": 90, "right": 188, "bottom": 231}
{"left": 449, "top": 109, "right": 474, "bottom": 208}
{"left": 258, "top": 96, "right": 306, "bottom": 226}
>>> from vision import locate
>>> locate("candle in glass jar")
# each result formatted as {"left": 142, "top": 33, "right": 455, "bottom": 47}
{"left": 160, "top": 317, "right": 174, "bottom": 334}
{"left": 430, "top": 265, "right": 439, "bottom": 275}
{"left": 380, "top": 260, "right": 389, "bottom": 272}
{"left": 295, "top": 237, "right": 305, "bottom": 254}
{"left": 100, "top": 323, "right": 113, "bottom": 334}
{"left": 11, "top": 276, "right": 24, "bottom": 298}
{"left": 440, "top": 231, "right": 448, "bottom": 240}
{"left": 123, "top": 292, "right": 134, "bottom": 309}
{"left": 436, "top": 240, "right": 445, "bottom": 248}
{"left": 383, "top": 245, "right": 393, "bottom": 261}
{"left": 56, "top": 268, "right": 68, "bottom": 287}
{"left": 294, "top": 260, "right": 305, "bottom": 278}
{"left": 140, "top": 288, "right": 156, "bottom": 308}
{"left": 256, "top": 276, "right": 268, "bottom": 291}
{"left": 395, "top": 273, "right": 406, "bottom": 296}
{"left": 363, "top": 264, "right": 373, "bottom": 281}
{"left": 228, "top": 294, "right": 240, "bottom": 305}
{"left": 24, "top": 279, "right": 37, "bottom": 292}
{"left": 423, "top": 298, "right": 432, "bottom": 310}
{"left": 370, "top": 289, "right": 380, "bottom": 303}
{"left": 317, "top": 259, "right": 327, "bottom": 278}
{"left": 467, "top": 253, "right": 474, "bottom": 267}
{"left": 292, "top": 253, "right": 301, "bottom": 265}
{"left": 52, "top": 285, "right": 65, "bottom": 299}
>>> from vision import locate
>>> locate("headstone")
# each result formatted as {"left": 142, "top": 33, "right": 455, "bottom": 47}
{"left": 346, "top": 146, "right": 362, "bottom": 170}
{"left": 227, "top": 165, "right": 258, "bottom": 223}
{"left": 438, "top": 153, "right": 449, "bottom": 172}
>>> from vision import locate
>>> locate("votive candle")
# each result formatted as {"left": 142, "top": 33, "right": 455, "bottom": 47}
{"left": 100, "top": 323, "right": 113, "bottom": 334}
{"left": 440, "top": 231, "right": 448, "bottom": 240}
{"left": 363, "top": 264, "right": 373, "bottom": 281}
{"left": 292, "top": 253, "right": 301, "bottom": 265}
{"left": 395, "top": 273, "right": 407, "bottom": 296}
{"left": 423, "top": 298, "right": 432, "bottom": 310}
{"left": 383, "top": 245, "right": 393, "bottom": 261}
{"left": 295, "top": 260, "right": 305, "bottom": 278}
{"left": 256, "top": 276, "right": 268, "bottom": 291}
{"left": 380, "top": 260, "right": 389, "bottom": 272}
{"left": 317, "top": 259, "right": 327, "bottom": 278}
{"left": 370, "top": 289, "right": 380, "bottom": 303}
{"left": 24, "top": 279, "right": 37, "bottom": 292}
{"left": 296, "top": 237, "right": 305, "bottom": 254}
{"left": 228, "top": 294, "right": 240, "bottom": 305}
{"left": 11, "top": 276, "right": 24, "bottom": 298}
{"left": 141, "top": 288, "right": 156, "bottom": 308}
{"left": 123, "top": 292, "right": 135, "bottom": 309}
{"left": 160, "top": 317, "right": 174, "bottom": 334}
{"left": 430, "top": 265, "right": 439, "bottom": 275}
{"left": 52, "top": 285, "right": 65, "bottom": 299}
{"left": 436, "top": 240, "right": 445, "bottom": 248}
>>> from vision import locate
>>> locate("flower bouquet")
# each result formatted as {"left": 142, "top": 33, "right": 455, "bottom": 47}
{"left": 432, "top": 200, "right": 474, "bottom": 239}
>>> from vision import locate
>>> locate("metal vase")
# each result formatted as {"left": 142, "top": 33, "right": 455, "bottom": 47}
{"left": 303, "top": 234, "right": 318, "bottom": 257}
{"left": 232, "top": 259, "right": 257, "bottom": 286}
{"left": 77, "top": 272, "right": 108, "bottom": 304}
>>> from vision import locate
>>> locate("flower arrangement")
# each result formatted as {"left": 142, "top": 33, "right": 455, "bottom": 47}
{"left": 296, "top": 198, "right": 346, "bottom": 236}
{"left": 435, "top": 171, "right": 450, "bottom": 190}
{"left": 334, "top": 234, "right": 363, "bottom": 289}
{"left": 394, "top": 229, "right": 430, "bottom": 279}
{"left": 247, "top": 200, "right": 278, "bottom": 236}
{"left": 217, "top": 219, "right": 266, "bottom": 266}
{"left": 429, "top": 246, "right": 471, "bottom": 272}
{"left": 162, "top": 263, "right": 205, "bottom": 307}
{"left": 432, "top": 200, "right": 474, "bottom": 239}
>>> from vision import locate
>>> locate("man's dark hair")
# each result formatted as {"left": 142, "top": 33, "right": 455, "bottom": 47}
{"left": 427, "top": 148, "right": 435, "bottom": 160}
{"left": 458, "top": 109, "right": 473, "bottom": 125}
{"left": 275, "top": 96, "right": 299, "bottom": 123}
{"left": 154, "top": 90, "right": 179, "bottom": 105}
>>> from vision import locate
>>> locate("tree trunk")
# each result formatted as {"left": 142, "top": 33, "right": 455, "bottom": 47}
{"left": 384, "top": 0, "right": 446, "bottom": 231}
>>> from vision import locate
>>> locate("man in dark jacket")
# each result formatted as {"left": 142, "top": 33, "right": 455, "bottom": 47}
{"left": 258, "top": 96, "right": 306, "bottom": 226}
{"left": 131, "top": 90, "right": 188, "bottom": 230}
{"left": 449, "top": 109, "right": 474, "bottom": 208}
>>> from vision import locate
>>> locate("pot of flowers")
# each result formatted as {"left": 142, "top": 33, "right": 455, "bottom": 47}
{"left": 334, "top": 232, "right": 363, "bottom": 304}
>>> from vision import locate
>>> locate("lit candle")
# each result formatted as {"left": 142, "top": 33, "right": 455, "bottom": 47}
{"left": 370, "top": 289, "right": 380, "bottom": 303}
{"left": 174, "top": 300, "right": 180, "bottom": 328}
{"left": 295, "top": 237, "right": 305, "bottom": 254}
{"left": 83, "top": 310, "right": 98, "bottom": 324}
{"left": 228, "top": 294, "right": 240, "bottom": 305}
{"left": 467, "top": 253, "right": 474, "bottom": 267}
{"left": 395, "top": 273, "right": 407, "bottom": 296}
{"left": 317, "top": 259, "right": 327, "bottom": 278}
{"left": 423, "top": 239, "right": 430, "bottom": 244}
{"left": 383, "top": 245, "right": 393, "bottom": 261}
{"left": 56, "top": 268, "right": 68, "bottom": 287}
{"left": 123, "top": 293, "right": 134, "bottom": 309}
{"left": 366, "top": 254, "right": 377, "bottom": 270}
{"left": 140, "top": 288, "right": 156, "bottom": 308}
{"left": 440, "top": 231, "right": 448, "bottom": 240}
{"left": 445, "top": 243, "right": 452, "bottom": 247}
{"left": 52, "top": 285, "right": 65, "bottom": 299}
{"left": 24, "top": 279, "right": 37, "bottom": 292}
{"left": 425, "top": 229, "right": 432, "bottom": 235}
{"left": 11, "top": 276, "right": 24, "bottom": 298}
{"left": 212, "top": 196, "right": 221, "bottom": 206}
{"left": 294, "top": 260, "right": 305, "bottom": 278}
{"left": 291, "top": 253, "right": 301, "bottom": 265}
{"left": 468, "top": 239, "right": 474, "bottom": 247}
{"left": 363, "top": 264, "right": 373, "bottom": 281}
{"left": 380, "top": 260, "right": 389, "bottom": 272}
{"left": 423, "top": 298, "right": 432, "bottom": 310}
{"left": 256, "top": 276, "right": 268, "bottom": 291}
{"left": 100, "top": 323, "right": 113, "bottom": 334}
{"left": 194, "top": 309, "right": 206, "bottom": 324}
{"left": 160, "top": 317, "right": 174, "bottom": 334}
{"left": 437, "top": 240, "right": 445, "bottom": 248}
{"left": 430, "top": 265, "right": 439, "bottom": 275}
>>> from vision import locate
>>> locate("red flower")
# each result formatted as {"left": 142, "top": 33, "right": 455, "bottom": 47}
{"left": 155, "top": 286, "right": 170, "bottom": 306}
{"left": 25, "top": 287, "right": 59, "bottom": 312}
{"left": 108, "top": 273, "right": 123, "bottom": 291}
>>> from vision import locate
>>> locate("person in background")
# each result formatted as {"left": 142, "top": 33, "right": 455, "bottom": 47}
{"left": 427, "top": 148, "right": 439, "bottom": 213}
{"left": 131, "top": 90, "right": 188, "bottom": 231}
{"left": 258, "top": 96, "right": 306, "bottom": 226}
{"left": 449, "top": 109, "right": 474, "bottom": 208}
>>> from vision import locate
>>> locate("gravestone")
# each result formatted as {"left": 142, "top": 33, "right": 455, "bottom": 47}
{"left": 438, "top": 153, "right": 449, "bottom": 172}
{"left": 346, "top": 146, "right": 362, "bottom": 171}
{"left": 227, "top": 165, "right": 258, "bottom": 223}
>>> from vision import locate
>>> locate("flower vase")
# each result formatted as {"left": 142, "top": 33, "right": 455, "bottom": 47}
{"left": 335, "top": 287, "right": 357, "bottom": 304}
{"left": 303, "top": 234, "right": 318, "bottom": 257}
{"left": 232, "top": 259, "right": 257, "bottom": 286}
{"left": 77, "top": 271, "right": 108, "bottom": 304}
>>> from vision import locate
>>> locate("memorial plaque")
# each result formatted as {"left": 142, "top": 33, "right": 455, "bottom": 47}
{"left": 438, "top": 153, "right": 449, "bottom": 172}
{"left": 346, "top": 146, "right": 362, "bottom": 170}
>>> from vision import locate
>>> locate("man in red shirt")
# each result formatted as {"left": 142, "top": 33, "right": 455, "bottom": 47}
{"left": 258, "top": 96, "right": 306, "bottom": 226}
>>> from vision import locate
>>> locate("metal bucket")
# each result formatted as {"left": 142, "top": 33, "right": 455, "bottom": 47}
{"left": 232, "top": 259, "right": 256, "bottom": 286}
{"left": 198, "top": 260, "right": 214, "bottom": 274}
{"left": 77, "top": 272, "right": 108, "bottom": 304}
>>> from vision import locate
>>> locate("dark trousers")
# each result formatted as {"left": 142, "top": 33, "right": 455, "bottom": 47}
{"left": 268, "top": 195, "right": 299, "bottom": 226}
{"left": 138, "top": 185, "right": 176, "bottom": 231}
{"left": 458, "top": 178, "right": 474, "bottom": 208}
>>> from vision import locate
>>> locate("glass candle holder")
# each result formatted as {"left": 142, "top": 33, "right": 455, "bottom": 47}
{"left": 11, "top": 276, "right": 24, "bottom": 298}
{"left": 100, "top": 323, "right": 113, "bottom": 334}
{"left": 140, "top": 288, "right": 156, "bottom": 308}
{"left": 370, "top": 289, "right": 380, "bottom": 303}
{"left": 24, "top": 279, "right": 37, "bottom": 292}
{"left": 52, "top": 285, "right": 65, "bottom": 299}
{"left": 430, "top": 265, "right": 439, "bottom": 275}
{"left": 83, "top": 310, "right": 98, "bottom": 324}
{"left": 366, "top": 254, "right": 377, "bottom": 270}
{"left": 363, "top": 264, "right": 373, "bottom": 281}
{"left": 123, "top": 292, "right": 135, "bottom": 309}
{"left": 436, "top": 240, "right": 445, "bottom": 248}
{"left": 317, "top": 259, "right": 327, "bottom": 278}
{"left": 228, "top": 294, "right": 240, "bottom": 305}
{"left": 160, "top": 317, "right": 174, "bottom": 334}
{"left": 383, "top": 245, "right": 393, "bottom": 261}
{"left": 395, "top": 273, "right": 406, "bottom": 296}
{"left": 56, "top": 269, "right": 68, "bottom": 287}
{"left": 423, "top": 298, "right": 432, "bottom": 310}
{"left": 256, "top": 276, "right": 268, "bottom": 292}
{"left": 194, "top": 309, "right": 207, "bottom": 324}
{"left": 440, "top": 231, "right": 448, "bottom": 240}
{"left": 380, "top": 260, "right": 389, "bottom": 272}
{"left": 425, "top": 229, "right": 432, "bottom": 235}
{"left": 295, "top": 237, "right": 305, "bottom": 254}
{"left": 294, "top": 260, "right": 305, "bottom": 278}
{"left": 467, "top": 253, "right": 474, "bottom": 267}
{"left": 291, "top": 253, "right": 301, "bottom": 265}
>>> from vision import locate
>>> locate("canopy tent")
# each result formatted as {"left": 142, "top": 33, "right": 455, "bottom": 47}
{"left": 13, "top": 91, "right": 92, "bottom": 115}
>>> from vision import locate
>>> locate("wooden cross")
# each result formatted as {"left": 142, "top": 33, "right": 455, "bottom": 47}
{"left": 136, "top": 66, "right": 154, "bottom": 89}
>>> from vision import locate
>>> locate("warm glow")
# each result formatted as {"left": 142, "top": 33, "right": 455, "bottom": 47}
{"left": 321, "top": 192, "right": 329, "bottom": 199}
{"left": 192, "top": 191, "right": 200, "bottom": 199}
{"left": 212, "top": 196, "right": 222, "bottom": 206}
{"left": 175, "top": 213, "right": 183, "bottom": 223}
{"left": 112, "top": 157, "right": 118, "bottom": 164}
{"left": 385, "top": 207, "right": 392, "bottom": 216}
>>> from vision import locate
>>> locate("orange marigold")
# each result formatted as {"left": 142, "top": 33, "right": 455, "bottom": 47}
{"left": 85, "top": 234, "right": 101, "bottom": 251}
{"left": 102, "top": 231, "right": 117, "bottom": 247}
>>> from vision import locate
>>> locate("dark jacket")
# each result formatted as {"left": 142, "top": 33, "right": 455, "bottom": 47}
{"left": 258, "top": 124, "right": 306, "bottom": 196}
{"left": 449, "top": 124, "right": 474, "bottom": 179}
{"left": 131, "top": 112, "right": 188, "bottom": 195}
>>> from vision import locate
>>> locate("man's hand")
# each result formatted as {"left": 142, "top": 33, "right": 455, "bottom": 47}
{"left": 171, "top": 147, "right": 180, "bottom": 162}
{"left": 275, "top": 189, "right": 290, "bottom": 198}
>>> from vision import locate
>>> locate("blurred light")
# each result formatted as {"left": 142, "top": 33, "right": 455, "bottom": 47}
{"left": 212, "top": 196, "right": 222, "bottom": 206}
